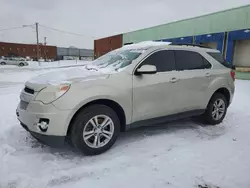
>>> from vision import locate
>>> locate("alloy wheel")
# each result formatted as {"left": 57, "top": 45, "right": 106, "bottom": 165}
{"left": 83, "top": 115, "right": 114, "bottom": 148}
{"left": 212, "top": 98, "right": 226, "bottom": 121}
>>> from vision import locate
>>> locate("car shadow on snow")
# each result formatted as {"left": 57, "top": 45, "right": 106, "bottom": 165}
{"left": 117, "top": 118, "right": 228, "bottom": 145}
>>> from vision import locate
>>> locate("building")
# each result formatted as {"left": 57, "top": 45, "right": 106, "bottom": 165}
{"left": 0, "top": 42, "right": 57, "bottom": 60}
{"left": 57, "top": 47, "right": 94, "bottom": 60}
{"left": 94, "top": 34, "right": 122, "bottom": 58}
{"left": 94, "top": 5, "right": 250, "bottom": 68}
{"left": 0, "top": 42, "right": 94, "bottom": 61}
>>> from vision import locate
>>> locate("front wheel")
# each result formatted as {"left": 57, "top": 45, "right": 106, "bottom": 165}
{"left": 203, "top": 93, "right": 228, "bottom": 125}
{"left": 19, "top": 63, "right": 25, "bottom": 67}
{"left": 70, "top": 104, "right": 120, "bottom": 155}
{"left": 0, "top": 62, "right": 6, "bottom": 65}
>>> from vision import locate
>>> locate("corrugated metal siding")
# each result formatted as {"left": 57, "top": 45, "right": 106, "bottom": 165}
{"left": 94, "top": 34, "right": 122, "bottom": 58}
{"left": 79, "top": 49, "right": 94, "bottom": 57}
{"left": 57, "top": 47, "right": 93, "bottom": 57}
{"left": 233, "top": 39, "right": 250, "bottom": 67}
{"left": 123, "top": 5, "right": 250, "bottom": 44}
{"left": 68, "top": 48, "right": 79, "bottom": 56}
{"left": 57, "top": 47, "right": 68, "bottom": 56}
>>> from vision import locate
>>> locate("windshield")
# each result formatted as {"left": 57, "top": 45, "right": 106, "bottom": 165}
{"left": 91, "top": 49, "right": 143, "bottom": 71}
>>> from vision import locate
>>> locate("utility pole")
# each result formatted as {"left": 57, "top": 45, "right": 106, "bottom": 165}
{"left": 44, "top": 37, "right": 47, "bottom": 46}
{"left": 44, "top": 37, "right": 47, "bottom": 62}
{"left": 35, "top": 22, "right": 40, "bottom": 65}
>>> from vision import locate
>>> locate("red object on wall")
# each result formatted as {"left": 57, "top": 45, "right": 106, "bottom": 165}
{"left": 94, "top": 34, "right": 123, "bottom": 59}
{"left": 0, "top": 42, "right": 57, "bottom": 59}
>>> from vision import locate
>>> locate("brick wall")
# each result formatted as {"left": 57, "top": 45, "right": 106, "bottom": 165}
{"left": 94, "top": 34, "right": 123, "bottom": 58}
{"left": 0, "top": 42, "right": 57, "bottom": 59}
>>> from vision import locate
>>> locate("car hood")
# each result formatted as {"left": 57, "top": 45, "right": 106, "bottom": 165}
{"left": 25, "top": 66, "right": 110, "bottom": 91}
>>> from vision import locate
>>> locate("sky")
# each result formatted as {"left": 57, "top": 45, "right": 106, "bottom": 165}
{"left": 0, "top": 0, "right": 249, "bottom": 49}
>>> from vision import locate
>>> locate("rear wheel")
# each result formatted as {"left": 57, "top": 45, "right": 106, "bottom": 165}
{"left": 70, "top": 104, "right": 120, "bottom": 155}
{"left": 203, "top": 93, "right": 227, "bottom": 125}
{"left": 0, "top": 62, "right": 6, "bottom": 65}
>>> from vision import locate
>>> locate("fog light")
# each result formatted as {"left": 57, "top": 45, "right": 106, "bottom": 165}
{"left": 37, "top": 118, "right": 50, "bottom": 132}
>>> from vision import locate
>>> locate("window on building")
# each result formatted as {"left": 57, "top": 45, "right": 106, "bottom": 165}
{"left": 175, "top": 50, "right": 211, "bottom": 70}
{"left": 9, "top": 48, "right": 12, "bottom": 51}
{"left": 33, "top": 49, "right": 35, "bottom": 52}
{"left": 17, "top": 48, "right": 20, "bottom": 51}
{"left": 1, "top": 47, "right": 4, "bottom": 51}
{"left": 23, "top": 48, "right": 26, "bottom": 52}
{"left": 139, "top": 50, "right": 176, "bottom": 72}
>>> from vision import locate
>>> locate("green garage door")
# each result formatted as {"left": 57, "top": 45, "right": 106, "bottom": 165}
{"left": 233, "top": 39, "right": 250, "bottom": 67}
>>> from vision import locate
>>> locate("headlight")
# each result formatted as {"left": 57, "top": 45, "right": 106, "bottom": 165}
{"left": 35, "top": 84, "right": 70, "bottom": 104}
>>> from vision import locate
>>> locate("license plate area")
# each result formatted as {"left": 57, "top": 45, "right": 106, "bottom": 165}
{"left": 20, "top": 100, "right": 29, "bottom": 110}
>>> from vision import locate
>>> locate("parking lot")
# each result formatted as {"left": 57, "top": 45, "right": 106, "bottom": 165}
{"left": 0, "top": 65, "right": 250, "bottom": 188}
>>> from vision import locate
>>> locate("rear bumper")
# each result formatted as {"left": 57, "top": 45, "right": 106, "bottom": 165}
{"left": 20, "top": 122, "right": 65, "bottom": 147}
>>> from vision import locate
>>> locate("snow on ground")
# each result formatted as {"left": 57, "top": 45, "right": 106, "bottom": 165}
{"left": 0, "top": 60, "right": 89, "bottom": 70}
{"left": 0, "top": 66, "right": 250, "bottom": 188}
{"left": 0, "top": 60, "right": 90, "bottom": 84}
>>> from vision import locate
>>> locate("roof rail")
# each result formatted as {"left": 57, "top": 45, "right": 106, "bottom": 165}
{"left": 169, "top": 43, "right": 212, "bottom": 49}
{"left": 124, "top": 42, "right": 134, "bottom": 45}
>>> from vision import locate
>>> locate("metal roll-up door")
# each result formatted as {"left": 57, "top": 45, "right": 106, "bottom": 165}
{"left": 233, "top": 39, "right": 250, "bottom": 67}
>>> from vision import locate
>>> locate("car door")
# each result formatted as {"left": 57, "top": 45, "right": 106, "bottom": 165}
{"left": 132, "top": 50, "right": 180, "bottom": 122}
{"left": 7, "top": 58, "right": 14, "bottom": 65}
{"left": 173, "top": 50, "right": 212, "bottom": 112}
{"left": 12, "top": 58, "right": 20, "bottom": 65}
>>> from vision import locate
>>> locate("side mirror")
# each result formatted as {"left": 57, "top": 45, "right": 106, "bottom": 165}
{"left": 135, "top": 65, "right": 157, "bottom": 75}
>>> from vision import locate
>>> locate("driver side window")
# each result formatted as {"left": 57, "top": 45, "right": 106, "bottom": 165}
{"left": 139, "top": 50, "right": 175, "bottom": 72}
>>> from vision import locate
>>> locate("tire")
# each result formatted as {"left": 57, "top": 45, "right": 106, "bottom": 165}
{"left": 70, "top": 104, "right": 120, "bottom": 155}
{"left": 19, "top": 63, "right": 24, "bottom": 67}
{"left": 203, "top": 93, "right": 228, "bottom": 125}
{"left": 0, "top": 62, "right": 6, "bottom": 65}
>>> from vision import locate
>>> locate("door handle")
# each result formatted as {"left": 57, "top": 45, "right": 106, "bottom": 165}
{"left": 205, "top": 73, "right": 211, "bottom": 77}
{"left": 170, "top": 77, "right": 179, "bottom": 83}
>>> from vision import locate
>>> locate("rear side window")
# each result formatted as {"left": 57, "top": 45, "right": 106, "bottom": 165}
{"left": 140, "top": 50, "right": 175, "bottom": 72}
{"left": 203, "top": 58, "right": 212, "bottom": 69}
{"left": 207, "top": 52, "right": 232, "bottom": 69}
{"left": 175, "top": 50, "right": 211, "bottom": 70}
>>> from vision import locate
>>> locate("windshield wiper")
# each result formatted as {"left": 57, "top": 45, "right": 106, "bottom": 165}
{"left": 85, "top": 65, "right": 98, "bottom": 71}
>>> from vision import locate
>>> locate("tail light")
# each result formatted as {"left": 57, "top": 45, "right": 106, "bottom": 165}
{"left": 230, "top": 70, "right": 235, "bottom": 81}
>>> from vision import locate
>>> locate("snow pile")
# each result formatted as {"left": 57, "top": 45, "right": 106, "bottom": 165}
{"left": 0, "top": 67, "right": 250, "bottom": 188}
{"left": 26, "top": 60, "right": 89, "bottom": 69}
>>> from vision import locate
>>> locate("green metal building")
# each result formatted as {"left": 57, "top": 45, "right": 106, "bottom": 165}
{"left": 122, "top": 5, "right": 250, "bottom": 67}
{"left": 95, "top": 5, "right": 250, "bottom": 68}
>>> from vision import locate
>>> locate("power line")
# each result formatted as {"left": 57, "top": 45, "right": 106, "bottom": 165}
{"left": 0, "top": 26, "right": 26, "bottom": 32}
{"left": 39, "top": 24, "right": 95, "bottom": 38}
{"left": 0, "top": 24, "right": 36, "bottom": 32}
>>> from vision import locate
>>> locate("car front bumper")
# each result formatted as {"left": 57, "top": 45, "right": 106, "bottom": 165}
{"left": 16, "top": 100, "right": 73, "bottom": 147}
{"left": 20, "top": 122, "right": 65, "bottom": 147}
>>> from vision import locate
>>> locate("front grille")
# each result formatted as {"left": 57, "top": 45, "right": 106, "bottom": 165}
{"left": 24, "top": 87, "right": 34, "bottom": 94}
{"left": 20, "top": 100, "right": 29, "bottom": 110}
